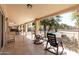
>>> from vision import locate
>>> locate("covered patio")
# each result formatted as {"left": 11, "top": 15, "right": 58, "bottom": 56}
{"left": 0, "top": 4, "right": 79, "bottom": 55}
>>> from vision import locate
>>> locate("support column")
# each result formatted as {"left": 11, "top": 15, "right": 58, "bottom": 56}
{"left": 25, "top": 24, "right": 28, "bottom": 36}
{"left": 21, "top": 25, "right": 23, "bottom": 35}
{"left": 35, "top": 18, "right": 40, "bottom": 35}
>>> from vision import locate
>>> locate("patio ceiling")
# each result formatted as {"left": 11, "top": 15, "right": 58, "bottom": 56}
{"left": 1, "top": 4, "right": 79, "bottom": 25}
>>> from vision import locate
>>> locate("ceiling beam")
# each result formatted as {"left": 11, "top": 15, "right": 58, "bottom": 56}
{"left": 36, "top": 4, "right": 79, "bottom": 20}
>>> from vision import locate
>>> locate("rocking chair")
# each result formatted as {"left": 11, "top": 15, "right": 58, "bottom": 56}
{"left": 45, "top": 33, "right": 64, "bottom": 55}
{"left": 34, "top": 34, "right": 44, "bottom": 45}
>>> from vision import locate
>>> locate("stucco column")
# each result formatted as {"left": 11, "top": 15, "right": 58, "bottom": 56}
{"left": 5, "top": 17, "right": 9, "bottom": 48}
{"left": 25, "top": 24, "right": 28, "bottom": 35}
{"left": 35, "top": 19, "right": 40, "bottom": 35}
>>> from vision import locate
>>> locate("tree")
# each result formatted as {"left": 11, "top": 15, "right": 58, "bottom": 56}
{"left": 32, "top": 22, "right": 35, "bottom": 30}
{"left": 71, "top": 11, "right": 79, "bottom": 48}
{"left": 59, "top": 23, "right": 71, "bottom": 29}
{"left": 40, "top": 19, "right": 49, "bottom": 38}
{"left": 40, "top": 15, "right": 61, "bottom": 38}
{"left": 71, "top": 11, "right": 79, "bottom": 28}
{"left": 48, "top": 15, "right": 61, "bottom": 32}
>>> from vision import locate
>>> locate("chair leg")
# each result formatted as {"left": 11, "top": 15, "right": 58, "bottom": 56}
{"left": 45, "top": 42, "right": 48, "bottom": 50}
{"left": 57, "top": 45, "right": 58, "bottom": 55}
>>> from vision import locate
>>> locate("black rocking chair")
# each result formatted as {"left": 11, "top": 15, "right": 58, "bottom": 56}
{"left": 45, "top": 33, "right": 64, "bottom": 55}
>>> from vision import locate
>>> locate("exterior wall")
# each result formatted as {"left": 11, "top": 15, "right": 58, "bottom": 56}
{"left": 0, "top": 12, "right": 2, "bottom": 50}
{"left": 0, "top": 5, "right": 8, "bottom": 51}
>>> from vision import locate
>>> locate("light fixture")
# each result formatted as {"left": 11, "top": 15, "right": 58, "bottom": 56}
{"left": 27, "top": 4, "right": 32, "bottom": 8}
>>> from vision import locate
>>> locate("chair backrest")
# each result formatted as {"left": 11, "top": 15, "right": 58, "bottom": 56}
{"left": 47, "top": 33, "right": 57, "bottom": 45}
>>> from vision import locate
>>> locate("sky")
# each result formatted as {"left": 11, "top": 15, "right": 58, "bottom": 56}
{"left": 59, "top": 12, "right": 76, "bottom": 26}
